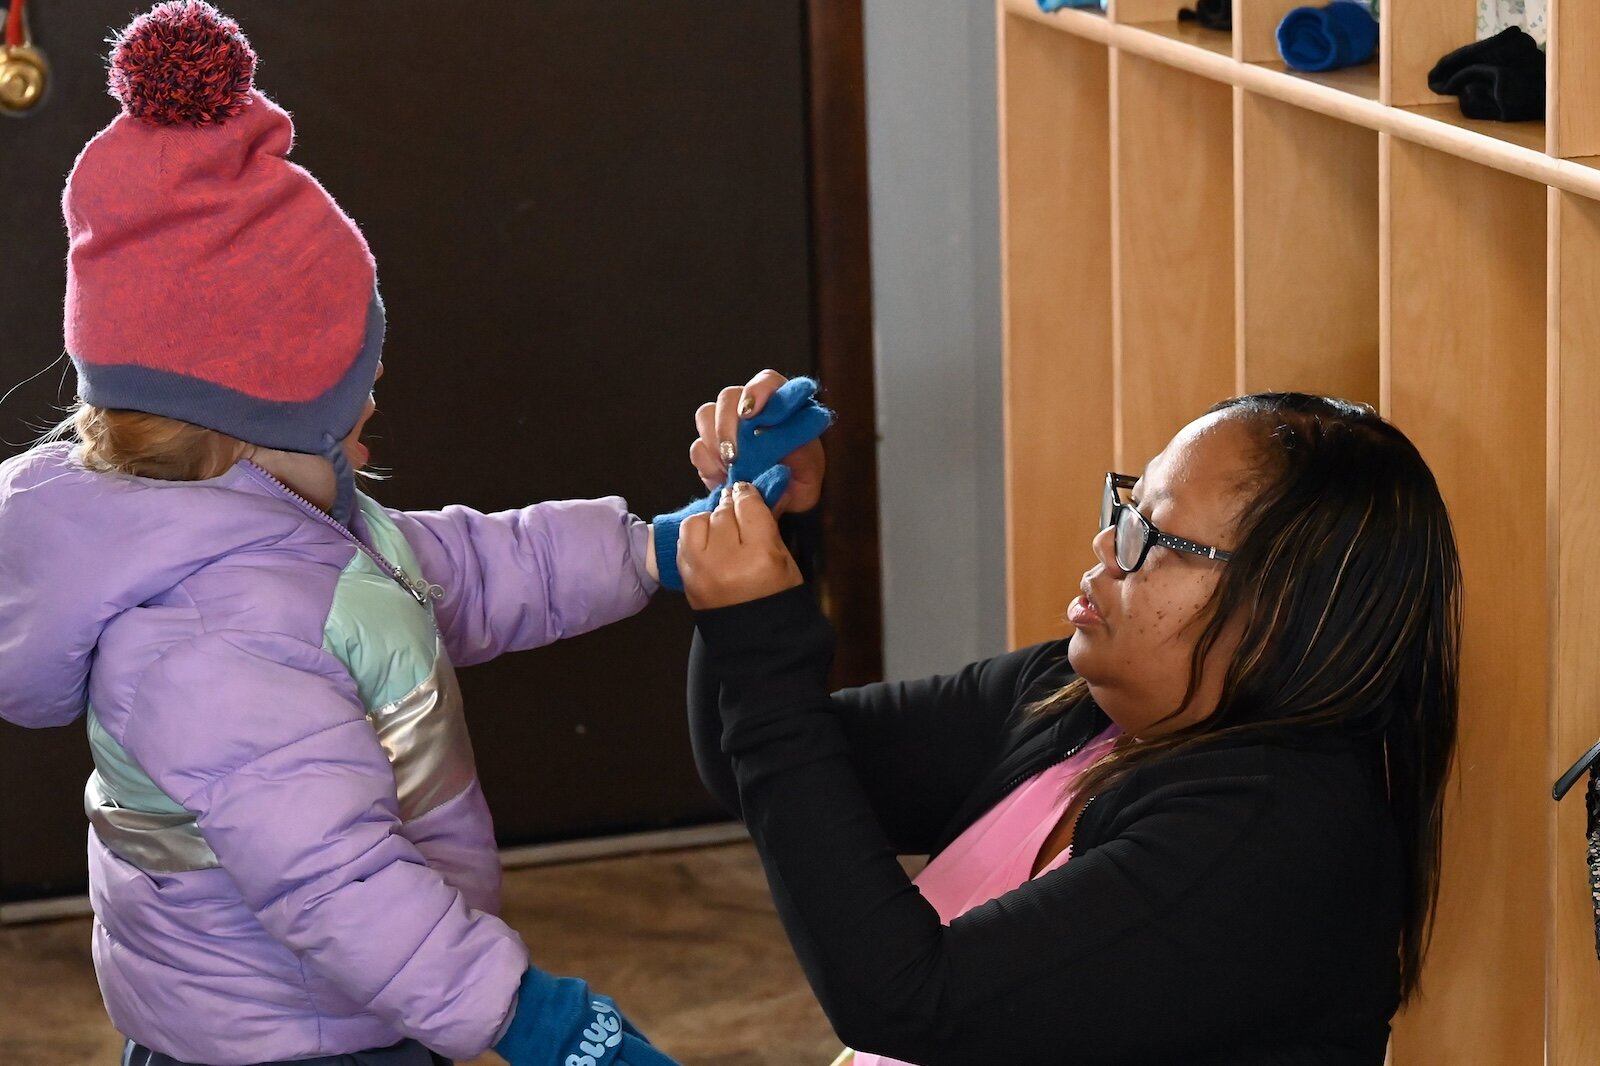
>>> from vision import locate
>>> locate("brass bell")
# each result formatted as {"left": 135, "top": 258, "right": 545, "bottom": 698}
{"left": 0, "top": 41, "right": 48, "bottom": 117}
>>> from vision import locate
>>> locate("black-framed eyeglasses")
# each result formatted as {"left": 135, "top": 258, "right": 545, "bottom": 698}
{"left": 1100, "top": 472, "right": 1234, "bottom": 573}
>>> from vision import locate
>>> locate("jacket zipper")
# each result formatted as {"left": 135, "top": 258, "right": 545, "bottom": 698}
{"left": 998, "top": 727, "right": 1096, "bottom": 797}
{"left": 1005, "top": 725, "right": 1107, "bottom": 859}
{"left": 240, "top": 460, "right": 443, "bottom": 609}
{"left": 1068, "top": 795, "right": 1099, "bottom": 845}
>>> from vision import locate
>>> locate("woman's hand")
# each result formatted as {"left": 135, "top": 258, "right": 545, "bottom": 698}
{"left": 679, "top": 482, "right": 804, "bottom": 610}
{"left": 690, "top": 369, "right": 825, "bottom": 516}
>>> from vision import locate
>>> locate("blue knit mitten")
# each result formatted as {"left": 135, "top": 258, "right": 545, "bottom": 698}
{"left": 652, "top": 465, "right": 791, "bottom": 592}
{"left": 652, "top": 377, "right": 834, "bottom": 592}
{"left": 494, "top": 966, "right": 679, "bottom": 1066}
{"left": 724, "top": 376, "right": 835, "bottom": 486}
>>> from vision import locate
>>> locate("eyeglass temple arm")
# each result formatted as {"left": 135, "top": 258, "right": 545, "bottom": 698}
{"left": 1554, "top": 736, "right": 1600, "bottom": 801}
{"left": 1157, "top": 532, "right": 1232, "bottom": 562}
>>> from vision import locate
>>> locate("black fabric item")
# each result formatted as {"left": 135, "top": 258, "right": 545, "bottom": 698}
{"left": 121, "top": 1040, "right": 450, "bottom": 1066}
{"left": 688, "top": 585, "right": 1404, "bottom": 1066}
{"left": 1587, "top": 768, "right": 1600, "bottom": 960}
{"left": 1178, "top": 0, "right": 1232, "bottom": 31}
{"left": 1427, "top": 27, "right": 1546, "bottom": 122}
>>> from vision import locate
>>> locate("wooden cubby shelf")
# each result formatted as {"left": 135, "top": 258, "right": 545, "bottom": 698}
{"left": 1126, "top": 19, "right": 1234, "bottom": 56}
{"left": 1006, "top": 0, "right": 1600, "bottom": 198}
{"left": 1257, "top": 59, "right": 1381, "bottom": 101}
{"left": 998, "top": 0, "right": 1600, "bottom": 1061}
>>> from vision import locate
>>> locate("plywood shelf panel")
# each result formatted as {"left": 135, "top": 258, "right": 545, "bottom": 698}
{"left": 1235, "top": 92, "right": 1379, "bottom": 403}
{"left": 1381, "top": 0, "right": 1475, "bottom": 109}
{"left": 1113, "top": 53, "right": 1236, "bottom": 468}
{"left": 1251, "top": 60, "right": 1381, "bottom": 102}
{"left": 1551, "top": 1, "right": 1600, "bottom": 157}
{"left": 1110, "top": 0, "right": 1190, "bottom": 22}
{"left": 1007, "top": 0, "right": 1113, "bottom": 42}
{"left": 1548, "top": 189, "right": 1600, "bottom": 1066}
{"left": 1401, "top": 103, "right": 1548, "bottom": 154}
{"left": 1374, "top": 140, "right": 1548, "bottom": 1066}
{"left": 998, "top": 13, "right": 1115, "bottom": 649}
{"left": 1125, "top": 19, "right": 1232, "bottom": 56}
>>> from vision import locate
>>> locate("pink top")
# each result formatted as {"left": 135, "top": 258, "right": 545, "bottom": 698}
{"left": 845, "top": 724, "right": 1121, "bottom": 1066}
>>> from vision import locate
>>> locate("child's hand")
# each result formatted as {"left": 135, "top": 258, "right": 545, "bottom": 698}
{"left": 495, "top": 966, "right": 681, "bottom": 1066}
{"left": 690, "top": 369, "right": 826, "bottom": 515}
{"left": 679, "top": 482, "right": 804, "bottom": 610}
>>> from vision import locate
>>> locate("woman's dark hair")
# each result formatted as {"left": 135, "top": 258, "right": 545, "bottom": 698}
{"left": 1036, "top": 392, "right": 1461, "bottom": 1003}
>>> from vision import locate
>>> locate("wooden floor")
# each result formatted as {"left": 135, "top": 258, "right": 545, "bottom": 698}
{"left": 0, "top": 842, "right": 839, "bottom": 1066}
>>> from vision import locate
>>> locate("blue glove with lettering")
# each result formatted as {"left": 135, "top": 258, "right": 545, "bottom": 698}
{"left": 652, "top": 376, "right": 834, "bottom": 592}
{"left": 494, "top": 966, "right": 679, "bottom": 1066}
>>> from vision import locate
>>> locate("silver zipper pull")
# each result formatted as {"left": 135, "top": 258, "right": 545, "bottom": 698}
{"left": 399, "top": 572, "right": 445, "bottom": 606}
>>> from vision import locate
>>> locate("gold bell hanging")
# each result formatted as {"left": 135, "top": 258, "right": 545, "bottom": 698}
{"left": 0, "top": 0, "right": 48, "bottom": 117}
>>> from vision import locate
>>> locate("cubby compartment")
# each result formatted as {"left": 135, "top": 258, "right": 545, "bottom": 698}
{"left": 1124, "top": 19, "right": 1233, "bottom": 56}
{"left": 1381, "top": 142, "right": 1548, "bottom": 1062}
{"left": 1262, "top": 59, "right": 1382, "bottom": 100}
{"left": 999, "top": 11, "right": 1114, "bottom": 647}
{"left": 1400, "top": 102, "right": 1546, "bottom": 151}
{"left": 1238, "top": 0, "right": 1382, "bottom": 100}
{"left": 1113, "top": 0, "right": 1234, "bottom": 56}
{"left": 1383, "top": 0, "right": 1479, "bottom": 106}
{"left": 1551, "top": 1, "right": 1600, "bottom": 159}
{"left": 1113, "top": 54, "right": 1236, "bottom": 469}
{"left": 1235, "top": 91, "right": 1379, "bottom": 400}
{"left": 1386, "top": 0, "right": 1548, "bottom": 149}
{"left": 1547, "top": 188, "right": 1600, "bottom": 1065}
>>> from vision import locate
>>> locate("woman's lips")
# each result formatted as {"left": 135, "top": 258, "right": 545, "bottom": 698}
{"left": 1068, "top": 584, "right": 1104, "bottom": 627}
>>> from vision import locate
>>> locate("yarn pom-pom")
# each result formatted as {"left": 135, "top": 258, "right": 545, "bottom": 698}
{"left": 108, "top": 1, "right": 256, "bottom": 126}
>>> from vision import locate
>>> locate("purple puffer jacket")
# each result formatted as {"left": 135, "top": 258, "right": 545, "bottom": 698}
{"left": 0, "top": 444, "right": 657, "bottom": 1063}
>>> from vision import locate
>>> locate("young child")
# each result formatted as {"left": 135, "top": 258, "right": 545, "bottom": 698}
{"left": 0, "top": 4, "right": 821, "bottom": 1064}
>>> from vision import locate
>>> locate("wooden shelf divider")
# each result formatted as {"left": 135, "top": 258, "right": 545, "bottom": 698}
{"left": 1551, "top": 0, "right": 1600, "bottom": 159}
{"left": 1380, "top": 0, "right": 1472, "bottom": 108}
{"left": 1112, "top": 52, "right": 1236, "bottom": 467}
{"left": 1234, "top": 90, "right": 1379, "bottom": 402}
{"left": 1382, "top": 141, "right": 1548, "bottom": 1063}
{"left": 1547, "top": 187, "right": 1600, "bottom": 1066}
{"left": 997, "top": 12, "right": 1115, "bottom": 650}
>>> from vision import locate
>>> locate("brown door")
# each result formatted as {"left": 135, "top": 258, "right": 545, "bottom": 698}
{"left": 0, "top": 1, "right": 879, "bottom": 902}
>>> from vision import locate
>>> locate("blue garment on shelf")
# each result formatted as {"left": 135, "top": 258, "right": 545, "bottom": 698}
{"left": 1037, "top": 0, "right": 1107, "bottom": 12}
{"left": 1277, "top": 2, "right": 1379, "bottom": 73}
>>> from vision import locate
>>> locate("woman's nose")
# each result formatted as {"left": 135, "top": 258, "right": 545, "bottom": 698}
{"left": 1091, "top": 523, "right": 1124, "bottom": 575}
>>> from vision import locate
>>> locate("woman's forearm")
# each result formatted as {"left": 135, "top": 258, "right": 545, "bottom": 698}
{"left": 687, "top": 629, "right": 740, "bottom": 815}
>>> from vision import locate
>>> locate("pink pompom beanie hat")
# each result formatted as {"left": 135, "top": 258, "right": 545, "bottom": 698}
{"left": 62, "top": 1, "right": 381, "bottom": 523}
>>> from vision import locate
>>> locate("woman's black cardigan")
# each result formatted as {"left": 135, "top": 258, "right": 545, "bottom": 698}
{"left": 688, "top": 585, "right": 1406, "bottom": 1066}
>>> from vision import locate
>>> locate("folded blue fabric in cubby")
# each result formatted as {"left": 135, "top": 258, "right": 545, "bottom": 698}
{"left": 1277, "top": 2, "right": 1379, "bottom": 73}
{"left": 1037, "top": 0, "right": 1107, "bottom": 12}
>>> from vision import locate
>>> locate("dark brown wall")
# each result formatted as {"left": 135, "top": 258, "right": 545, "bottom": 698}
{"left": 0, "top": 2, "right": 835, "bottom": 900}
